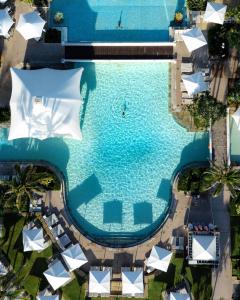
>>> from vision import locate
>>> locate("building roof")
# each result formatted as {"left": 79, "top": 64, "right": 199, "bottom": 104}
{"left": 146, "top": 245, "right": 173, "bottom": 272}
{"left": 61, "top": 244, "right": 88, "bottom": 271}
{"left": 9, "top": 67, "right": 83, "bottom": 141}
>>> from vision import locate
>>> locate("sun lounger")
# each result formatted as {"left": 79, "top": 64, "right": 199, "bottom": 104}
{"left": 181, "top": 63, "right": 193, "bottom": 74}
{"left": 180, "top": 82, "right": 187, "bottom": 91}
{"left": 56, "top": 233, "right": 71, "bottom": 250}
{"left": 49, "top": 224, "right": 64, "bottom": 238}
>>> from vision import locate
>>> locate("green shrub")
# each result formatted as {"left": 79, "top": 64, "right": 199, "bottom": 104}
{"left": 226, "top": 5, "right": 240, "bottom": 24}
{"left": 0, "top": 107, "right": 10, "bottom": 123}
{"left": 187, "top": 92, "right": 227, "bottom": 130}
{"left": 178, "top": 167, "right": 207, "bottom": 193}
{"left": 208, "top": 24, "right": 229, "bottom": 58}
{"left": 45, "top": 28, "right": 61, "bottom": 43}
{"left": 227, "top": 25, "right": 240, "bottom": 51}
{"left": 227, "top": 82, "right": 240, "bottom": 106}
{"left": 35, "top": 166, "right": 61, "bottom": 190}
{"left": 186, "top": 0, "right": 207, "bottom": 11}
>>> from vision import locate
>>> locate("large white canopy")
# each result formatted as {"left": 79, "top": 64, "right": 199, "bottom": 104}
{"left": 89, "top": 270, "right": 111, "bottom": 294}
{"left": 0, "top": 8, "right": 14, "bottom": 38}
{"left": 37, "top": 296, "right": 59, "bottom": 300}
{"left": 22, "top": 228, "right": 45, "bottom": 252}
{"left": 61, "top": 244, "right": 88, "bottom": 271}
{"left": 44, "top": 260, "right": 71, "bottom": 290}
{"left": 182, "top": 72, "right": 208, "bottom": 96}
{"left": 232, "top": 107, "right": 240, "bottom": 130}
{"left": 181, "top": 28, "right": 207, "bottom": 52}
{"left": 146, "top": 246, "right": 173, "bottom": 272}
{"left": 0, "top": 261, "right": 7, "bottom": 276}
{"left": 170, "top": 292, "right": 191, "bottom": 300}
{"left": 9, "top": 67, "right": 83, "bottom": 141}
{"left": 122, "top": 269, "right": 144, "bottom": 296}
{"left": 192, "top": 235, "right": 217, "bottom": 261}
{"left": 204, "top": 2, "right": 227, "bottom": 25}
{"left": 16, "top": 11, "right": 45, "bottom": 40}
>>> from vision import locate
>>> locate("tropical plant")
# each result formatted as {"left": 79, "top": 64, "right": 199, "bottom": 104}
{"left": 1, "top": 164, "right": 56, "bottom": 211}
{"left": 187, "top": 92, "right": 227, "bottom": 130}
{"left": 175, "top": 12, "right": 184, "bottom": 23}
{"left": 178, "top": 167, "right": 207, "bottom": 193}
{"left": 227, "top": 25, "right": 240, "bottom": 51}
{"left": 227, "top": 82, "right": 240, "bottom": 107}
{"left": 186, "top": 0, "right": 207, "bottom": 11}
{"left": 226, "top": 5, "right": 240, "bottom": 24}
{"left": 54, "top": 11, "right": 64, "bottom": 24}
{"left": 201, "top": 163, "right": 240, "bottom": 197}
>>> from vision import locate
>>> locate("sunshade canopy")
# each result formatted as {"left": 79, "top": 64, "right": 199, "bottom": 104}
{"left": 9, "top": 67, "right": 83, "bottom": 141}
{"left": 170, "top": 292, "right": 191, "bottom": 300}
{"left": 232, "top": 107, "right": 240, "bottom": 130}
{"left": 181, "top": 28, "right": 207, "bottom": 52}
{"left": 204, "top": 2, "right": 227, "bottom": 25}
{"left": 89, "top": 270, "right": 111, "bottom": 294}
{"left": 0, "top": 8, "right": 14, "bottom": 37}
{"left": 182, "top": 72, "right": 208, "bottom": 96}
{"left": 44, "top": 260, "right": 71, "bottom": 290}
{"left": 61, "top": 244, "right": 88, "bottom": 271}
{"left": 37, "top": 296, "right": 59, "bottom": 300}
{"left": 192, "top": 235, "right": 217, "bottom": 261}
{"left": 146, "top": 246, "right": 173, "bottom": 272}
{"left": 22, "top": 227, "right": 45, "bottom": 252}
{"left": 122, "top": 269, "right": 144, "bottom": 296}
{"left": 16, "top": 11, "right": 45, "bottom": 40}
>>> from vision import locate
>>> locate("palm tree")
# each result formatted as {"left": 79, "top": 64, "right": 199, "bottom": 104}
{"left": 1, "top": 164, "right": 56, "bottom": 211}
{"left": 201, "top": 162, "right": 240, "bottom": 198}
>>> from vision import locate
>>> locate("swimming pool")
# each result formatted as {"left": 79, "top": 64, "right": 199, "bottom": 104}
{"left": 49, "top": 0, "right": 187, "bottom": 42}
{"left": 0, "top": 61, "right": 208, "bottom": 246}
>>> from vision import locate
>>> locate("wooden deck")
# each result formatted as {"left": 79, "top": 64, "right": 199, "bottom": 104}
{"left": 64, "top": 45, "right": 174, "bottom": 60}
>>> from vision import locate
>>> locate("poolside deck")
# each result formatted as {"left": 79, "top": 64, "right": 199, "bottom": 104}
{"left": 64, "top": 45, "right": 174, "bottom": 60}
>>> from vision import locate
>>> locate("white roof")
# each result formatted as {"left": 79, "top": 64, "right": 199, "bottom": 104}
{"left": 37, "top": 296, "right": 59, "bottom": 300}
{"left": 122, "top": 269, "right": 144, "bottom": 296}
{"left": 44, "top": 260, "right": 71, "bottom": 290}
{"left": 170, "top": 292, "right": 191, "bottom": 300}
{"left": 192, "top": 235, "right": 217, "bottom": 261}
{"left": 146, "top": 246, "right": 173, "bottom": 272}
{"left": 9, "top": 67, "right": 83, "bottom": 141}
{"left": 232, "top": 107, "right": 240, "bottom": 130}
{"left": 16, "top": 11, "right": 45, "bottom": 40}
{"left": 204, "top": 2, "right": 227, "bottom": 25}
{"left": 0, "top": 261, "right": 7, "bottom": 276}
{"left": 22, "top": 227, "right": 45, "bottom": 252}
{"left": 182, "top": 72, "right": 208, "bottom": 96}
{"left": 181, "top": 28, "right": 207, "bottom": 52}
{"left": 89, "top": 270, "right": 111, "bottom": 294}
{"left": 0, "top": 8, "right": 14, "bottom": 37}
{"left": 61, "top": 244, "right": 88, "bottom": 271}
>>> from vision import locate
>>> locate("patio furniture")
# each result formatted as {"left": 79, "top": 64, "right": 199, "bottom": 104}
{"left": 43, "top": 213, "right": 59, "bottom": 227}
{"left": 56, "top": 233, "right": 71, "bottom": 250}
{"left": 171, "top": 236, "right": 184, "bottom": 251}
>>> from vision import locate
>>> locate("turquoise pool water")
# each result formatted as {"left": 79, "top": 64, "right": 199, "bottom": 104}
{"left": 0, "top": 62, "right": 208, "bottom": 245}
{"left": 50, "top": 0, "right": 187, "bottom": 42}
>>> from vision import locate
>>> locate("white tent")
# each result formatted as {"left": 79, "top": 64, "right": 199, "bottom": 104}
{"left": 122, "top": 269, "right": 144, "bottom": 296}
{"left": 146, "top": 246, "right": 173, "bottom": 272}
{"left": 192, "top": 235, "right": 217, "bottom": 261}
{"left": 37, "top": 296, "right": 59, "bottom": 300}
{"left": 89, "top": 269, "right": 111, "bottom": 295}
{"left": 232, "top": 107, "right": 240, "bottom": 129}
{"left": 0, "top": 8, "right": 14, "bottom": 38}
{"left": 44, "top": 260, "right": 71, "bottom": 290}
{"left": 170, "top": 292, "right": 191, "bottom": 300}
{"left": 61, "top": 244, "right": 88, "bottom": 271}
{"left": 204, "top": 2, "right": 227, "bottom": 25}
{"left": 9, "top": 67, "right": 83, "bottom": 141}
{"left": 22, "top": 227, "right": 45, "bottom": 252}
{"left": 182, "top": 72, "right": 208, "bottom": 96}
{"left": 181, "top": 28, "right": 207, "bottom": 52}
{"left": 16, "top": 11, "right": 45, "bottom": 40}
{"left": 0, "top": 261, "right": 7, "bottom": 276}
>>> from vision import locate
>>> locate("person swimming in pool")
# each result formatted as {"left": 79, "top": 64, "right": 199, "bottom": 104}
{"left": 122, "top": 100, "right": 127, "bottom": 117}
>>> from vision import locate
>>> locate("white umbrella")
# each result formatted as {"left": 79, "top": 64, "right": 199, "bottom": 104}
{"left": 232, "top": 107, "right": 240, "bottom": 130}
{"left": 181, "top": 28, "right": 207, "bottom": 52}
{"left": 0, "top": 261, "right": 7, "bottom": 276}
{"left": 192, "top": 235, "right": 217, "bottom": 261}
{"left": 182, "top": 72, "right": 208, "bottom": 96}
{"left": 89, "top": 269, "right": 111, "bottom": 295}
{"left": 37, "top": 296, "right": 59, "bottom": 300}
{"left": 61, "top": 244, "right": 88, "bottom": 271}
{"left": 16, "top": 11, "right": 45, "bottom": 40}
{"left": 146, "top": 246, "right": 173, "bottom": 272}
{"left": 204, "top": 2, "right": 227, "bottom": 25}
{"left": 44, "top": 260, "right": 71, "bottom": 290}
{"left": 22, "top": 228, "right": 45, "bottom": 252}
{"left": 122, "top": 269, "right": 144, "bottom": 296}
{"left": 170, "top": 292, "right": 191, "bottom": 300}
{"left": 0, "top": 8, "right": 14, "bottom": 38}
